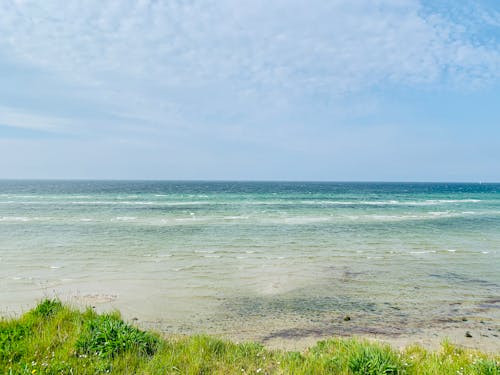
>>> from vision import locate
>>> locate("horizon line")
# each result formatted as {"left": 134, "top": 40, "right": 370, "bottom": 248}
{"left": 0, "top": 178, "right": 498, "bottom": 184}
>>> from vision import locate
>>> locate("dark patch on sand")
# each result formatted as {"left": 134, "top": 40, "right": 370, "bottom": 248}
{"left": 260, "top": 324, "right": 404, "bottom": 343}
{"left": 223, "top": 295, "right": 382, "bottom": 318}
{"left": 429, "top": 272, "right": 499, "bottom": 288}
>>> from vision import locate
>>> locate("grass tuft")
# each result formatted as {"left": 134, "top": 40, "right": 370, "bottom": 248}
{"left": 28, "top": 299, "right": 63, "bottom": 319}
{"left": 75, "top": 313, "right": 159, "bottom": 358}
{"left": 348, "top": 344, "right": 404, "bottom": 374}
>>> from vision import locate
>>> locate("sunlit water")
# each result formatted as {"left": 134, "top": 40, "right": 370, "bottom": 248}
{"left": 1, "top": 181, "right": 499, "bottom": 346}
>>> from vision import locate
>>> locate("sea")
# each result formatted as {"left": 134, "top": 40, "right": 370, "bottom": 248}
{"left": 1, "top": 181, "right": 499, "bottom": 347}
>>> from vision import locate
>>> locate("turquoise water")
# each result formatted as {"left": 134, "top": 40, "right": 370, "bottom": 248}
{"left": 1, "top": 181, "right": 499, "bottom": 344}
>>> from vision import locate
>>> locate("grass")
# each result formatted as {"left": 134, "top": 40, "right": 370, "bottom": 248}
{"left": 0, "top": 300, "right": 498, "bottom": 374}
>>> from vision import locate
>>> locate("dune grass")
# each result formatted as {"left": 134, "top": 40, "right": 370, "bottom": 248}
{"left": 1, "top": 300, "right": 498, "bottom": 374}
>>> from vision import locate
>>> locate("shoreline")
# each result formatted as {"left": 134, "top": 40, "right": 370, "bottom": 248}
{"left": 3, "top": 294, "right": 499, "bottom": 354}
{"left": 2, "top": 300, "right": 499, "bottom": 374}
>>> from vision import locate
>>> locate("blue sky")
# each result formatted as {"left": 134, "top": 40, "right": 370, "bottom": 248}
{"left": 0, "top": 0, "right": 499, "bottom": 181}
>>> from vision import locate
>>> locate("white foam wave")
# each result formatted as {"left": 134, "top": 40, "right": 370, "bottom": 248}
{"left": 363, "top": 212, "right": 469, "bottom": 222}
{"left": 0, "top": 198, "right": 485, "bottom": 207}
{"left": 428, "top": 211, "right": 450, "bottom": 216}
{"left": 152, "top": 210, "right": 491, "bottom": 226}
{"left": 433, "top": 199, "right": 481, "bottom": 203}
{"left": 280, "top": 217, "right": 332, "bottom": 224}
{"left": 235, "top": 198, "right": 484, "bottom": 207}
{"left": 113, "top": 216, "right": 137, "bottom": 221}
{"left": 0, "top": 216, "right": 31, "bottom": 222}
{"left": 0, "top": 200, "right": 151, "bottom": 205}
{"left": 72, "top": 201, "right": 154, "bottom": 205}
{"left": 223, "top": 216, "right": 249, "bottom": 220}
{"left": 175, "top": 217, "right": 199, "bottom": 222}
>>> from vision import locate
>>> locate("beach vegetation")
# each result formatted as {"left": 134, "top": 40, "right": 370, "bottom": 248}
{"left": 0, "top": 300, "right": 498, "bottom": 374}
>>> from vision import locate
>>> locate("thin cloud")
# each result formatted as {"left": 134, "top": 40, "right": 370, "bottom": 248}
{"left": 0, "top": 106, "right": 73, "bottom": 133}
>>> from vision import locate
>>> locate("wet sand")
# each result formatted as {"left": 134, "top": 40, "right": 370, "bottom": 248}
{"left": 3, "top": 285, "right": 498, "bottom": 354}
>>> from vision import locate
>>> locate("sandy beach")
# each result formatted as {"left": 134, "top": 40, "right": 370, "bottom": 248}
{"left": 3, "top": 284, "right": 499, "bottom": 354}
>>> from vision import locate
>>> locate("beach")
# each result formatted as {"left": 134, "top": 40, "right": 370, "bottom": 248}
{"left": 1, "top": 181, "right": 499, "bottom": 352}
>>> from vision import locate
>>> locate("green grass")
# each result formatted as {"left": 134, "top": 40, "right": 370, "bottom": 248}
{"left": 0, "top": 300, "right": 498, "bottom": 374}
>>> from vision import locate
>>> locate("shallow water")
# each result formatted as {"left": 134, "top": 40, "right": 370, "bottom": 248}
{"left": 1, "top": 181, "right": 499, "bottom": 347}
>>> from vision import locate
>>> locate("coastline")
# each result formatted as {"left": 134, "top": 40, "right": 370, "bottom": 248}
{"left": 3, "top": 293, "right": 499, "bottom": 354}
{"left": 2, "top": 300, "right": 499, "bottom": 374}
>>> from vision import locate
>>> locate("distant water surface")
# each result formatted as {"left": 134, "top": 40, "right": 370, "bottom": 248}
{"left": 1, "top": 181, "right": 499, "bottom": 346}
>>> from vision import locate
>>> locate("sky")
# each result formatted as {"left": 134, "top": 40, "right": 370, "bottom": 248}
{"left": 0, "top": 0, "right": 499, "bottom": 181}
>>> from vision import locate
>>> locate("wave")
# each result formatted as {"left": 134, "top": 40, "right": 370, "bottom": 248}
{"left": 363, "top": 213, "right": 461, "bottom": 222}
{"left": 265, "top": 211, "right": 489, "bottom": 225}
{"left": 299, "top": 199, "right": 482, "bottom": 206}
{"left": 0, "top": 216, "right": 50, "bottom": 222}
{"left": 0, "top": 198, "right": 486, "bottom": 207}
{"left": 280, "top": 217, "right": 332, "bottom": 224}
{"left": 0, "top": 216, "right": 31, "bottom": 221}
{"left": 1, "top": 211, "right": 496, "bottom": 227}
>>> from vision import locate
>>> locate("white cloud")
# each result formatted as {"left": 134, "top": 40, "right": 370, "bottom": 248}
{"left": 1, "top": 0, "right": 498, "bottom": 91}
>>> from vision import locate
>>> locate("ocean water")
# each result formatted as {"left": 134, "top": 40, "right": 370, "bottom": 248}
{"left": 1, "top": 181, "right": 499, "bottom": 344}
